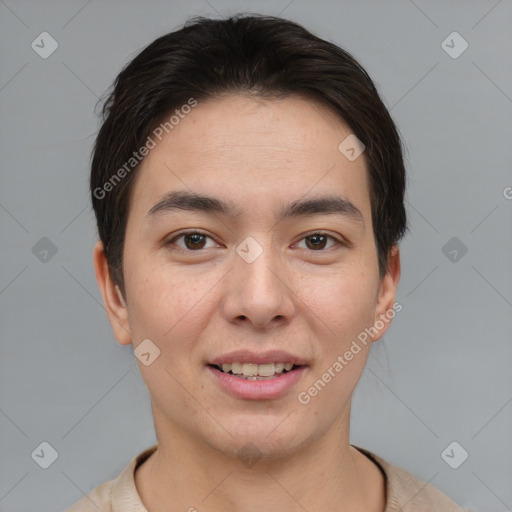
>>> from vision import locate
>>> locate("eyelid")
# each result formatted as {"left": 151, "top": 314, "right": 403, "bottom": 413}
{"left": 165, "top": 230, "right": 219, "bottom": 250}
{"left": 165, "top": 229, "right": 349, "bottom": 252}
{"left": 292, "top": 231, "right": 347, "bottom": 250}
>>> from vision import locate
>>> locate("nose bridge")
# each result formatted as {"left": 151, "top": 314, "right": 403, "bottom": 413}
{"left": 236, "top": 234, "right": 285, "bottom": 299}
{"left": 223, "top": 234, "right": 294, "bottom": 327}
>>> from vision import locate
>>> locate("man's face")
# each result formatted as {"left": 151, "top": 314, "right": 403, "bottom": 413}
{"left": 98, "top": 94, "right": 399, "bottom": 460}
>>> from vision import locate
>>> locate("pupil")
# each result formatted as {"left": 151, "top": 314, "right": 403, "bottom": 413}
{"left": 185, "top": 234, "right": 326, "bottom": 250}
{"left": 307, "top": 235, "right": 326, "bottom": 250}
{"left": 186, "top": 234, "right": 205, "bottom": 249}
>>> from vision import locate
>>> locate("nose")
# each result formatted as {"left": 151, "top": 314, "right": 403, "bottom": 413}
{"left": 220, "top": 241, "right": 296, "bottom": 330}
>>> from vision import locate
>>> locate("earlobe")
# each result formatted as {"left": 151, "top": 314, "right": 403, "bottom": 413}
{"left": 93, "top": 240, "right": 132, "bottom": 346}
{"left": 371, "top": 245, "right": 401, "bottom": 342}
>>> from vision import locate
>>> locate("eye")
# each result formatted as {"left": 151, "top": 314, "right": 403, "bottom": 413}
{"left": 166, "top": 231, "right": 218, "bottom": 251}
{"left": 294, "top": 232, "right": 343, "bottom": 251}
{"left": 165, "top": 231, "right": 344, "bottom": 252}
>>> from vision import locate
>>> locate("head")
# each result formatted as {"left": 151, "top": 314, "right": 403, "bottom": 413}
{"left": 92, "top": 14, "right": 406, "bottom": 461}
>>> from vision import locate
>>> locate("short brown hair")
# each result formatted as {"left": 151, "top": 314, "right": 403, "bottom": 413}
{"left": 91, "top": 14, "right": 407, "bottom": 297}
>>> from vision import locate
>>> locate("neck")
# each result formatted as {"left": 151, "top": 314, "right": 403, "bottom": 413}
{"left": 135, "top": 409, "right": 385, "bottom": 512}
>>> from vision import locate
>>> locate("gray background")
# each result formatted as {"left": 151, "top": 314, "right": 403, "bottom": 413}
{"left": 1, "top": 0, "right": 511, "bottom": 511}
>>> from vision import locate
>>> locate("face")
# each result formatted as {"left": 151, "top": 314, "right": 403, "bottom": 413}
{"left": 95, "top": 94, "right": 400, "bottom": 461}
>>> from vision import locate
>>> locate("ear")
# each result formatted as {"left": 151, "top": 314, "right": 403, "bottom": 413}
{"left": 93, "top": 240, "right": 132, "bottom": 346}
{"left": 371, "top": 245, "right": 401, "bottom": 342}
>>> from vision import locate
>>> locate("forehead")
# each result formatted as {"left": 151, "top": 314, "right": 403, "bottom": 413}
{"left": 128, "top": 94, "right": 371, "bottom": 223}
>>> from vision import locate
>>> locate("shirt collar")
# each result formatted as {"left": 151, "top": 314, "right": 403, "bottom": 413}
{"left": 109, "top": 443, "right": 424, "bottom": 512}
{"left": 111, "top": 444, "right": 158, "bottom": 512}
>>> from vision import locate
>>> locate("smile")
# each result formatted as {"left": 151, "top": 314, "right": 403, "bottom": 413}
{"left": 211, "top": 362, "right": 299, "bottom": 380}
{"left": 207, "top": 363, "right": 307, "bottom": 399}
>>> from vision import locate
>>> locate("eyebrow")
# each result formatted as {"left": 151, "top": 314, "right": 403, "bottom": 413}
{"left": 147, "top": 190, "right": 365, "bottom": 226}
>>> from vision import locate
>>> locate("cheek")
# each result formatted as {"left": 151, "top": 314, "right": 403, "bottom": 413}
{"left": 295, "top": 274, "right": 375, "bottom": 414}
{"left": 125, "top": 257, "right": 217, "bottom": 346}
{"left": 125, "top": 263, "right": 215, "bottom": 407}
{"left": 298, "top": 267, "right": 377, "bottom": 345}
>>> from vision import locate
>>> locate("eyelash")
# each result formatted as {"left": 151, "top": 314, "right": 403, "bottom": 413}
{"left": 165, "top": 230, "right": 345, "bottom": 253}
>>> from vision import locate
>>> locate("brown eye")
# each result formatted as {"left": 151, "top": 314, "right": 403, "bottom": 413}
{"left": 166, "top": 231, "right": 216, "bottom": 251}
{"left": 297, "top": 233, "right": 341, "bottom": 251}
{"left": 183, "top": 233, "right": 207, "bottom": 250}
{"left": 305, "top": 234, "right": 328, "bottom": 250}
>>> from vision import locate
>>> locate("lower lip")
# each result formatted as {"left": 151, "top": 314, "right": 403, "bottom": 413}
{"left": 207, "top": 365, "right": 307, "bottom": 400}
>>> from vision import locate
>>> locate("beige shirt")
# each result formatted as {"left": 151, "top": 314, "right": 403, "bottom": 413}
{"left": 66, "top": 444, "right": 474, "bottom": 511}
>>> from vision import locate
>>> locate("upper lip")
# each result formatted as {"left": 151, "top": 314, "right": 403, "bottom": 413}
{"left": 209, "top": 350, "right": 308, "bottom": 366}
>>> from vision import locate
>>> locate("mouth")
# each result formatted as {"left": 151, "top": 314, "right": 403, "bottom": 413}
{"left": 206, "top": 359, "right": 308, "bottom": 400}
{"left": 206, "top": 350, "right": 309, "bottom": 399}
{"left": 207, "top": 362, "right": 304, "bottom": 380}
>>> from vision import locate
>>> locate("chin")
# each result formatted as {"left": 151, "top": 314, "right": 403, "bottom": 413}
{"left": 203, "top": 420, "right": 312, "bottom": 463}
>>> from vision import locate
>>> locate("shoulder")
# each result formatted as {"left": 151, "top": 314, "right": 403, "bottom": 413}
{"left": 353, "top": 445, "right": 475, "bottom": 512}
{"left": 65, "top": 445, "right": 158, "bottom": 512}
{"left": 65, "top": 478, "right": 115, "bottom": 512}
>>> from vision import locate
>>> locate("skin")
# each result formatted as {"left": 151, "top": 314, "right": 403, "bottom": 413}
{"left": 94, "top": 93, "right": 400, "bottom": 512}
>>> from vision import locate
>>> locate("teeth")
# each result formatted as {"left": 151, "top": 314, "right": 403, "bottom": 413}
{"left": 242, "top": 363, "right": 258, "bottom": 376}
{"left": 257, "top": 363, "right": 275, "bottom": 377}
{"left": 231, "top": 362, "right": 243, "bottom": 374}
{"left": 216, "top": 362, "right": 297, "bottom": 377}
{"left": 275, "top": 363, "right": 285, "bottom": 373}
